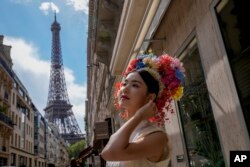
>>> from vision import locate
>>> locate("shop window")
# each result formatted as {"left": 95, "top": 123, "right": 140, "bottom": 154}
{"left": 19, "top": 155, "right": 25, "bottom": 166}
{"left": 178, "top": 38, "right": 225, "bottom": 166}
{"left": 215, "top": 0, "right": 250, "bottom": 135}
{"left": 11, "top": 153, "right": 16, "bottom": 166}
{"left": 0, "top": 157, "right": 7, "bottom": 166}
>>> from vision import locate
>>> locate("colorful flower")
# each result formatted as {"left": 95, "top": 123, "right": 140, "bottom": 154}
{"left": 114, "top": 51, "right": 185, "bottom": 126}
{"left": 173, "top": 86, "right": 184, "bottom": 100}
{"left": 175, "top": 69, "right": 185, "bottom": 83}
{"left": 136, "top": 61, "right": 146, "bottom": 69}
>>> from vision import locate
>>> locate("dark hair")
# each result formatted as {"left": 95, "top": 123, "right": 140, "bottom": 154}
{"left": 138, "top": 70, "right": 159, "bottom": 96}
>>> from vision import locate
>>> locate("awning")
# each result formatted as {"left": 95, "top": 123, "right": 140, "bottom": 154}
{"left": 79, "top": 146, "right": 94, "bottom": 160}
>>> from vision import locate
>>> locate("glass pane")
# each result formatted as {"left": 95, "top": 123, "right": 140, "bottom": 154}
{"left": 178, "top": 39, "right": 225, "bottom": 166}
{"left": 215, "top": 0, "right": 250, "bottom": 135}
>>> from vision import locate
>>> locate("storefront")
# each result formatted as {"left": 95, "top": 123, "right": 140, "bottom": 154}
{"left": 148, "top": 0, "right": 250, "bottom": 166}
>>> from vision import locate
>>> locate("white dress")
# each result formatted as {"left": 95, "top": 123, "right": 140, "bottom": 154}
{"left": 106, "top": 121, "right": 170, "bottom": 167}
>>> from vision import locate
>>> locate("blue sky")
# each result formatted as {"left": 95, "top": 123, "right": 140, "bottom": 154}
{"left": 0, "top": 0, "right": 89, "bottom": 133}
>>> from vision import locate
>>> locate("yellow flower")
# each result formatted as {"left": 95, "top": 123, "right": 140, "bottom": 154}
{"left": 148, "top": 48, "right": 153, "bottom": 53}
{"left": 173, "top": 86, "right": 184, "bottom": 100}
{"left": 143, "top": 58, "right": 159, "bottom": 70}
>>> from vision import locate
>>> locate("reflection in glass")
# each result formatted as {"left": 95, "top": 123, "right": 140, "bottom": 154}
{"left": 216, "top": 0, "right": 250, "bottom": 135}
{"left": 178, "top": 38, "right": 225, "bottom": 166}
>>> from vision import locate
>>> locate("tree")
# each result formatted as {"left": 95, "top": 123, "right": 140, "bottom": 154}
{"left": 68, "top": 140, "right": 86, "bottom": 159}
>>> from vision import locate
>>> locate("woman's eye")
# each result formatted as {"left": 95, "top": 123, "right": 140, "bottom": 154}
{"left": 122, "top": 82, "right": 127, "bottom": 86}
{"left": 132, "top": 84, "right": 139, "bottom": 88}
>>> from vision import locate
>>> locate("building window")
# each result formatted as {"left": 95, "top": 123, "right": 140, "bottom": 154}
{"left": 21, "top": 112, "right": 25, "bottom": 149}
{"left": 19, "top": 156, "right": 25, "bottom": 166}
{"left": 11, "top": 111, "right": 14, "bottom": 122}
{"left": 26, "top": 109, "right": 30, "bottom": 120}
{"left": 11, "top": 134, "right": 13, "bottom": 145}
{"left": 15, "top": 133, "right": 17, "bottom": 147}
{"left": 18, "top": 88, "right": 24, "bottom": 97}
{"left": 11, "top": 153, "right": 16, "bottom": 166}
{"left": 4, "top": 91, "right": 8, "bottom": 100}
{"left": 18, "top": 135, "right": 21, "bottom": 148}
{"left": 215, "top": 0, "right": 250, "bottom": 135}
{"left": 13, "top": 82, "right": 17, "bottom": 88}
{"left": 12, "top": 92, "right": 15, "bottom": 105}
{"left": 0, "top": 157, "right": 7, "bottom": 166}
{"left": 178, "top": 38, "right": 225, "bottom": 166}
{"left": 19, "top": 117, "right": 21, "bottom": 129}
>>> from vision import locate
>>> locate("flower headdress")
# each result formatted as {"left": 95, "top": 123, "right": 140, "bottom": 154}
{"left": 114, "top": 51, "right": 185, "bottom": 126}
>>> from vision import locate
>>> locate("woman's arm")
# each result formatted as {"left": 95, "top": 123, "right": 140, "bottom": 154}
{"left": 100, "top": 101, "right": 167, "bottom": 161}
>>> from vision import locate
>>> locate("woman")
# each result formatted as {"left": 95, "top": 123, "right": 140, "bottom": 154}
{"left": 101, "top": 52, "right": 185, "bottom": 167}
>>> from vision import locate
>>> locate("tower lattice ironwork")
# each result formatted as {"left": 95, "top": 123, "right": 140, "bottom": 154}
{"left": 44, "top": 14, "right": 84, "bottom": 144}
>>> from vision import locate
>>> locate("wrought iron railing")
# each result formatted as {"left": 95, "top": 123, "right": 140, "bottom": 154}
{"left": 0, "top": 112, "right": 14, "bottom": 128}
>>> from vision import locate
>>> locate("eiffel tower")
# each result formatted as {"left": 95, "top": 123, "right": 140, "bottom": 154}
{"left": 44, "top": 14, "right": 84, "bottom": 144}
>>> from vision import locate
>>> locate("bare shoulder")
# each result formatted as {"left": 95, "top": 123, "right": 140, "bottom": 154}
{"left": 138, "top": 131, "right": 169, "bottom": 161}
{"left": 140, "top": 130, "right": 168, "bottom": 145}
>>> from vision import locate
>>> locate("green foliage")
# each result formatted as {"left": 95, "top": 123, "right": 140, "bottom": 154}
{"left": 195, "top": 130, "right": 225, "bottom": 166}
{"left": 68, "top": 140, "right": 86, "bottom": 159}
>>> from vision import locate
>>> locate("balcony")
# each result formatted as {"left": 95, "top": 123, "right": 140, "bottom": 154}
{"left": 0, "top": 112, "right": 14, "bottom": 128}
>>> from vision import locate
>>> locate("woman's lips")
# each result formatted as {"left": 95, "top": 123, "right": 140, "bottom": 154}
{"left": 121, "top": 95, "right": 129, "bottom": 100}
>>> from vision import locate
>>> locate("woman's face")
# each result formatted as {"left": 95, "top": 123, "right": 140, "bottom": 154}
{"left": 118, "top": 71, "right": 149, "bottom": 115}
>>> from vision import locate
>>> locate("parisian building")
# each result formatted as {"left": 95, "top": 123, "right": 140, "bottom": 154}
{"left": 86, "top": 0, "right": 250, "bottom": 166}
{"left": 0, "top": 35, "right": 70, "bottom": 167}
{"left": 34, "top": 111, "right": 47, "bottom": 167}
{"left": 0, "top": 34, "right": 14, "bottom": 166}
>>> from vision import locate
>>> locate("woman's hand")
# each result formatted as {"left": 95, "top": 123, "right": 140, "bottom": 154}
{"left": 101, "top": 99, "right": 166, "bottom": 161}
{"left": 135, "top": 100, "right": 157, "bottom": 120}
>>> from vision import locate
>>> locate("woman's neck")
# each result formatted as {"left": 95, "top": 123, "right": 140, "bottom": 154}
{"left": 126, "top": 109, "right": 136, "bottom": 119}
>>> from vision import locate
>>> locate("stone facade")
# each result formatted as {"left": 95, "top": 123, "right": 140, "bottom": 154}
{"left": 87, "top": 0, "right": 250, "bottom": 166}
{"left": 0, "top": 34, "right": 14, "bottom": 166}
{"left": 0, "top": 35, "right": 70, "bottom": 167}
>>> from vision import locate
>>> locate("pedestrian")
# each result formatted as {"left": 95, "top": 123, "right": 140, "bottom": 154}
{"left": 101, "top": 51, "right": 185, "bottom": 167}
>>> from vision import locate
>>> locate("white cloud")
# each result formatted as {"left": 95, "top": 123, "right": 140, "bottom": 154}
{"left": 4, "top": 36, "right": 86, "bottom": 133}
{"left": 66, "top": 0, "right": 89, "bottom": 15}
{"left": 39, "top": 2, "right": 60, "bottom": 15}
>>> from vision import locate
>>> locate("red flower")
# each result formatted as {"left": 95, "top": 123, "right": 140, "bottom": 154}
{"left": 113, "top": 82, "right": 122, "bottom": 110}
{"left": 113, "top": 53, "right": 185, "bottom": 126}
{"left": 124, "top": 59, "right": 139, "bottom": 76}
{"left": 114, "top": 82, "right": 122, "bottom": 97}
{"left": 168, "top": 78, "right": 180, "bottom": 90}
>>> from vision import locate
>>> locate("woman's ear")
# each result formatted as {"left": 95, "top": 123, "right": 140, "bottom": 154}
{"left": 148, "top": 93, "right": 156, "bottom": 101}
